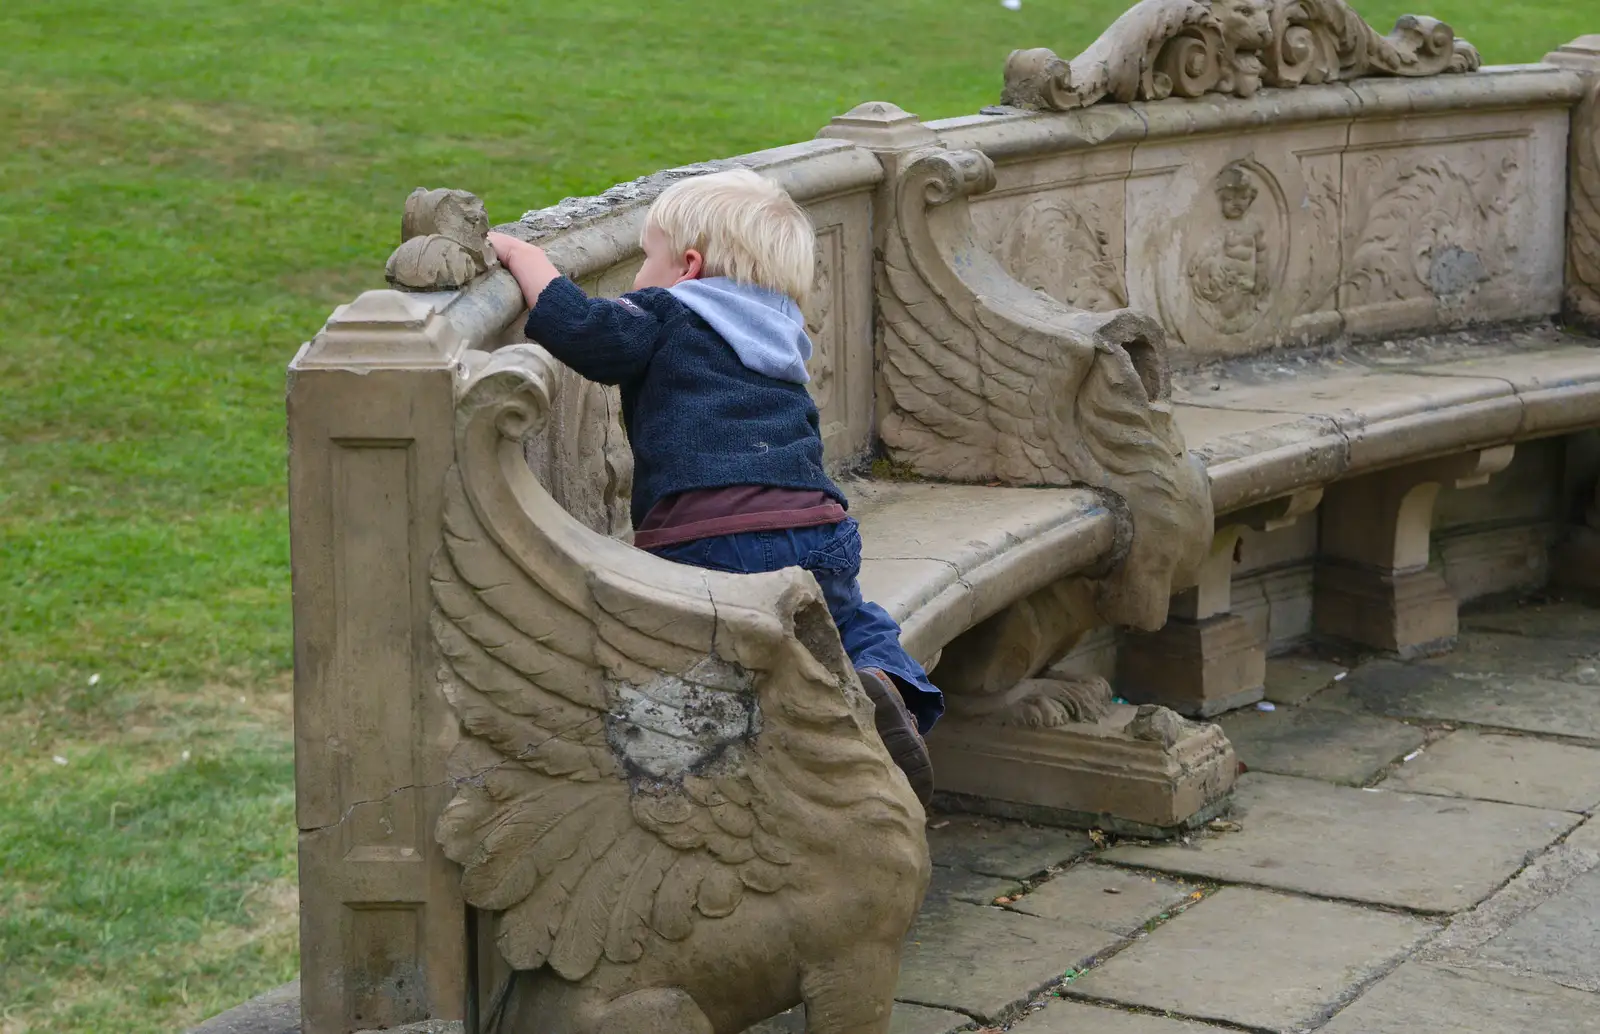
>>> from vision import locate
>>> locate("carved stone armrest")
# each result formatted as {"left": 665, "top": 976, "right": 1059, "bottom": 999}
{"left": 876, "top": 146, "right": 1212, "bottom": 631}
{"left": 428, "top": 344, "right": 930, "bottom": 1030}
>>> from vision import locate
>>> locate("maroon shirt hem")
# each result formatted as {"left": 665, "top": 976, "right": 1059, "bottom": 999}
{"left": 634, "top": 486, "right": 847, "bottom": 551}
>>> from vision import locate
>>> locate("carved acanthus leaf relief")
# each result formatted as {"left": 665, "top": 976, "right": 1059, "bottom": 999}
{"left": 1002, "top": 0, "right": 1479, "bottom": 112}
{"left": 432, "top": 347, "right": 927, "bottom": 1027}
{"left": 1571, "top": 78, "right": 1600, "bottom": 321}
{"left": 998, "top": 198, "right": 1128, "bottom": 312}
{"left": 1344, "top": 151, "right": 1519, "bottom": 307}
{"left": 385, "top": 187, "right": 500, "bottom": 291}
{"left": 877, "top": 148, "right": 1213, "bottom": 631}
{"left": 803, "top": 234, "right": 838, "bottom": 412}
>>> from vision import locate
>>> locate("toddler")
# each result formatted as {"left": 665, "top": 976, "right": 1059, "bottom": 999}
{"left": 487, "top": 169, "right": 941, "bottom": 803}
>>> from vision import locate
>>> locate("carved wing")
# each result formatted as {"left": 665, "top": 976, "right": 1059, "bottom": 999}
{"left": 877, "top": 149, "right": 1211, "bottom": 629}
{"left": 433, "top": 346, "right": 921, "bottom": 979}
{"left": 1571, "top": 78, "right": 1600, "bottom": 321}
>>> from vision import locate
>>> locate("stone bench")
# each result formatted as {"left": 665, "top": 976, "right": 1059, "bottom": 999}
{"left": 278, "top": 9, "right": 1600, "bottom": 1034}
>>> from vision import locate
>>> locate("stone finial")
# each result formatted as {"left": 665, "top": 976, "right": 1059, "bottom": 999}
{"left": 816, "top": 100, "right": 938, "bottom": 150}
{"left": 1002, "top": 0, "right": 1481, "bottom": 113}
{"left": 384, "top": 187, "right": 499, "bottom": 291}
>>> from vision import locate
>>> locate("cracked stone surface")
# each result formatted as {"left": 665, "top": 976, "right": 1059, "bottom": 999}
{"left": 1319, "top": 963, "right": 1600, "bottom": 1033}
{"left": 1006, "top": 864, "right": 1196, "bottom": 935}
{"left": 1009, "top": 1001, "right": 1225, "bottom": 1033}
{"left": 897, "top": 899, "right": 1118, "bottom": 1023}
{"left": 1264, "top": 656, "right": 1348, "bottom": 706}
{"left": 1312, "top": 658, "right": 1600, "bottom": 741}
{"left": 1472, "top": 866, "right": 1600, "bottom": 993}
{"left": 1069, "top": 888, "right": 1432, "bottom": 1031}
{"left": 1380, "top": 730, "right": 1600, "bottom": 812}
{"left": 1101, "top": 773, "right": 1579, "bottom": 912}
{"left": 743, "top": 1003, "right": 970, "bottom": 1034}
{"left": 925, "top": 814, "right": 1093, "bottom": 879}
{"left": 1218, "top": 706, "right": 1425, "bottom": 785}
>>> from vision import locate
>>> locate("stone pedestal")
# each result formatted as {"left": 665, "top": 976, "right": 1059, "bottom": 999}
{"left": 1119, "top": 490, "right": 1321, "bottom": 717}
{"left": 929, "top": 703, "right": 1238, "bottom": 837}
{"left": 1314, "top": 447, "right": 1515, "bottom": 657}
{"left": 1552, "top": 480, "right": 1600, "bottom": 591}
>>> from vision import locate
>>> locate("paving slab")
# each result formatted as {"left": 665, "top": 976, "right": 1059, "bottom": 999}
{"left": 1264, "top": 656, "right": 1348, "bottom": 706}
{"left": 1313, "top": 658, "right": 1600, "bottom": 741}
{"left": 1444, "top": 632, "right": 1600, "bottom": 687}
{"left": 1102, "top": 773, "right": 1579, "bottom": 912}
{"left": 926, "top": 863, "right": 1023, "bottom": 908}
{"left": 744, "top": 1002, "right": 971, "bottom": 1034}
{"left": 1320, "top": 962, "right": 1600, "bottom": 1033}
{"left": 898, "top": 900, "right": 1117, "bottom": 1023}
{"left": 1381, "top": 730, "right": 1600, "bottom": 812}
{"left": 925, "top": 814, "right": 1092, "bottom": 879}
{"left": 1462, "top": 600, "right": 1600, "bottom": 641}
{"left": 1010, "top": 1000, "right": 1225, "bottom": 1034}
{"left": 1218, "top": 706, "right": 1424, "bottom": 785}
{"left": 1008, "top": 865, "right": 1197, "bottom": 935}
{"left": 1476, "top": 866, "right": 1600, "bottom": 993}
{"left": 1069, "top": 887, "right": 1431, "bottom": 1031}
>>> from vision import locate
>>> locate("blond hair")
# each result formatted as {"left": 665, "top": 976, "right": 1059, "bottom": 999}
{"left": 645, "top": 168, "right": 815, "bottom": 306}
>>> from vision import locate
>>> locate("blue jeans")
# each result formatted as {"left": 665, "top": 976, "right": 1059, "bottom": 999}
{"left": 647, "top": 518, "right": 944, "bottom": 734}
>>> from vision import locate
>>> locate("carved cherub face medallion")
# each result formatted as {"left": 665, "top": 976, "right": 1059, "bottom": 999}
{"left": 1216, "top": 166, "right": 1259, "bottom": 220}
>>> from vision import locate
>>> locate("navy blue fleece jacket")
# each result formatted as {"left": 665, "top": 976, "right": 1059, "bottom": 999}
{"left": 523, "top": 276, "right": 845, "bottom": 528}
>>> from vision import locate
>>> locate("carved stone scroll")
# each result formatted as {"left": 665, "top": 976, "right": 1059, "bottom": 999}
{"left": 1002, "top": 0, "right": 1480, "bottom": 112}
{"left": 386, "top": 187, "right": 500, "bottom": 291}
{"left": 877, "top": 147, "right": 1213, "bottom": 631}
{"left": 1546, "top": 37, "right": 1600, "bottom": 325}
{"left": 431, "top": 346, "right": 929, "bottom": 1033}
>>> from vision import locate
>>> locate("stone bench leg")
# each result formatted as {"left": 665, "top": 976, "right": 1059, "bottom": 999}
{"left": 1118, "top": 490, "right": 1322, "bottom": 717}
{"left": 1553, "top": 479, "right": 1600, "bottom": 590}
{"left": 1314, "top": 446, "right": 1516, "bottom": 657}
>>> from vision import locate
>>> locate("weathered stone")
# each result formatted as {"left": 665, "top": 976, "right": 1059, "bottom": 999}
{"left": 925, "top": 863, "right": 1024, "bottom": 907}
{"left": 1381, "top": 730, "right": 1600, "bottom": 812}
{"left": 1315, "top": 658, "right": 1600, "bottom": 741}
{"left": 925, "top": 815, "right": 1092, "bottom": 879}
{"left": 1001, "top": 0, "right": 1479, "bottom": 113}
{"left": 875, "top": 147, "right": 1213, "bottom": 632}
{"left": 1319, "top": 963, "right": 1600, "bottom": 1033}
{"left": 184, "top": 982, "right": 301, "bottom": 1034}
{"left": 1264, "top": 656, "right": 1348, "bottom": 706}
{"left": 1217, "top": 706, "right": 1425, "bottom": 785}
{"left": 898, "top": 901, "right": 1118, "bottom": 1023}
{"left": 744, "top": 1003, "right": 970, "bottom": 1034}
{"left": 1008, "top": 864, "right": 1195, "bottom": 934}
{"left": 930, "top": 703, "right": 1237, "bottom": 836}
{"left": 1442, "top": 631, "right": 1600, "bottom": 686}
{"left": 1069, "top": 888, "right": 1432, "bottom": 1031}
{"left": 1009, "top": 1001, "right": 1222, "bottom": 1034}
{"left": 1461, "top": 599, "right": 1600, "bottom": 640}
{"left": 1102, "top": 774, "right": 1579, "bottom": 911}
{"left": 1475, "top": 867, "right": 1600, "bottom": 992}
{"left": 1118, "top": 612, "right": 1265, "bottom": 717}
{"left": 432, "top": 348, "right": 931, "bottom": 1034}
{"left": 1419, "top": 817, "right": 1600, "bottom": 991}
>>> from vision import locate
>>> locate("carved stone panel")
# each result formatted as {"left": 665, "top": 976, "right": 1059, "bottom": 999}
{"left": 800, "top": 192, "right": 875, "bottom": 468}
{"left": 1338, "top": 109, "right": 1566, "bottom": 337}
{"left": 968, "top": 147, "right": 1133, "bottom": 314}
{"left": 1124, "top": 123, "right": 1347, "bottom": 359}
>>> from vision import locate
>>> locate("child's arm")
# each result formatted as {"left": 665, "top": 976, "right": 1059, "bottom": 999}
{"left": 488, "top": 233, "right": 662, "bottom": 384}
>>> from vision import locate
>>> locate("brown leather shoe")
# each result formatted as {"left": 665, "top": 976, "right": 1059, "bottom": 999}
{"left": 856, "top": 667, "right": 935, "bottom": 806}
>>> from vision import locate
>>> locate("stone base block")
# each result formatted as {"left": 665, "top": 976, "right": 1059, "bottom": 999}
{"left": 1315, "top": 563, "right": 1458, "bottom": 657}
{"left": 1116, "top": 613, "right": 1266, "bottom": 718}
{"left": 927, "top": 705, "right": 1238, "bottom": 837}
{"left": 1551, "top": 527, "right": 1600, "bottom": 590}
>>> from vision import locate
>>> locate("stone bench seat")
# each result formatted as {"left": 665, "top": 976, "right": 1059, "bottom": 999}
{"left": 1179, "top": 328, "right": 1600, "bottom": 516}
{"left": 850, "top": 481, "right": 1113, "bottom": 667}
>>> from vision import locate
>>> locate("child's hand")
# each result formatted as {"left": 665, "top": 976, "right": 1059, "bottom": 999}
{"left": 487, "top": 232, "right": 562, "bottom": 307}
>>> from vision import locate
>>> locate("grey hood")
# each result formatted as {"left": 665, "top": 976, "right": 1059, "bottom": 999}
{"left": 669, "top": 277, "right": 812, "bottom": 384}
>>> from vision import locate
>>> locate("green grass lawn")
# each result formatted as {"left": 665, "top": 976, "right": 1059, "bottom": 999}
{"left": 0, "top": 1, "right": 1589, "bottom": 1030}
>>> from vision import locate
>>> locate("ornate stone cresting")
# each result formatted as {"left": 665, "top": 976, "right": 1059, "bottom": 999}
{"left": 386, "top": 187, "right": 500, "bottom": 291}
{"left": 431, "top": 346, "right": 929, "bottom": 1033}
{"left": 1548, "top": 38, "right": 1600, "bottom": 325}
{"left": 1001, "top": 0, "right": 1480, "bottom": 112}
{"left": 877, "top": 148, "right": 1212, "bottom": 631}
